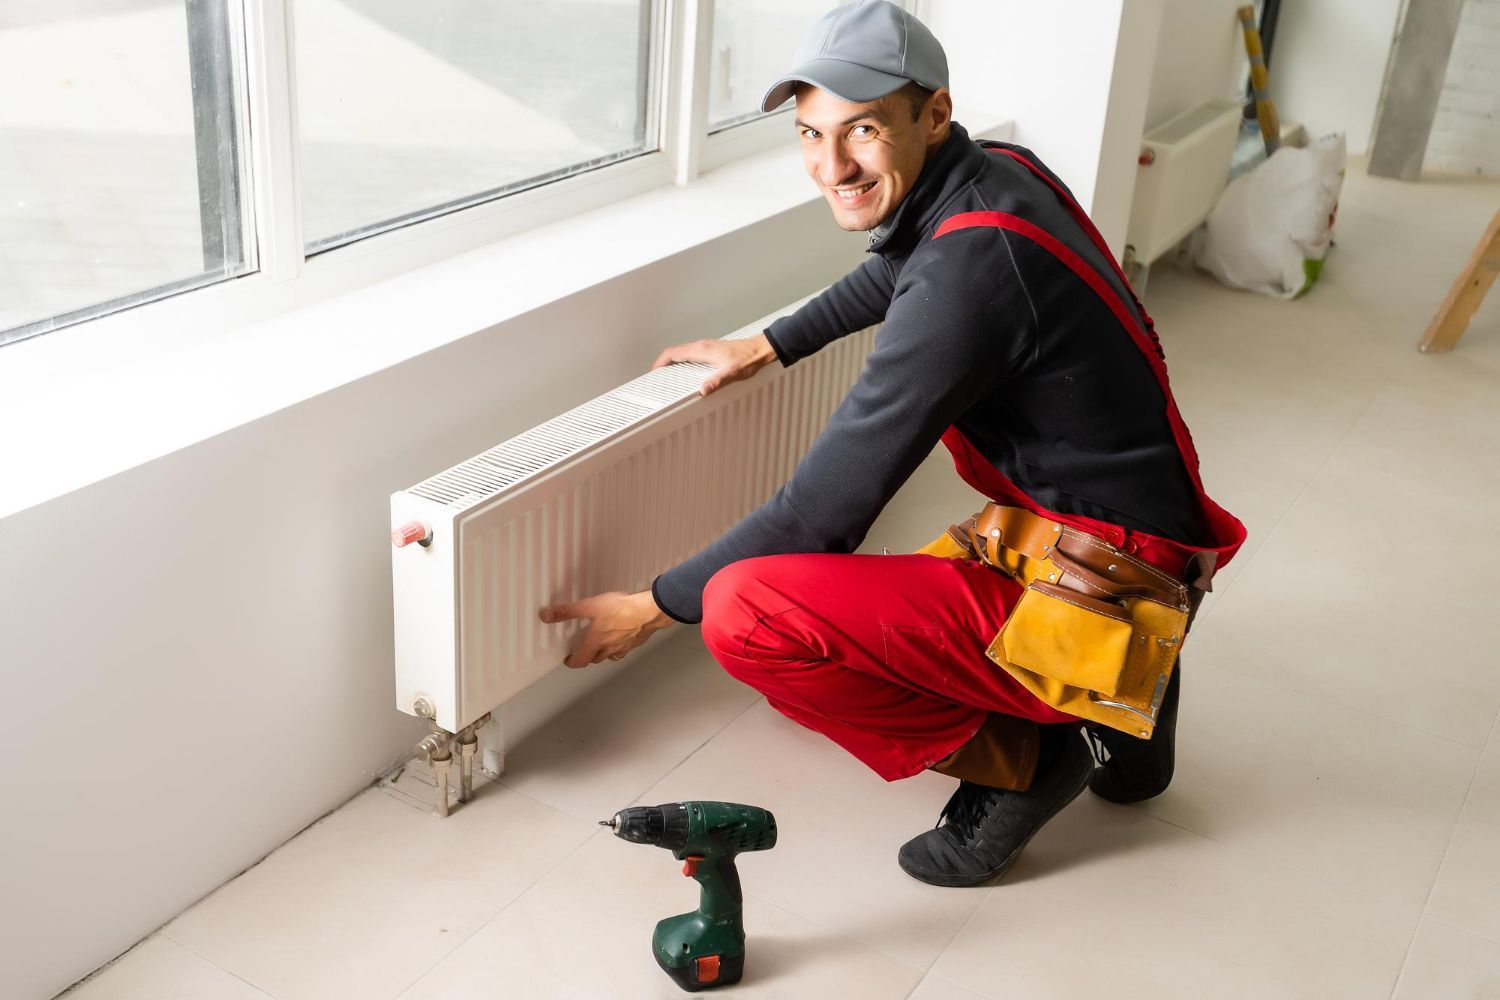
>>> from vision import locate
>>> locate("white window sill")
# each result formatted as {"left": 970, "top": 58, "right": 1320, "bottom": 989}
{"left": 0, "top": 116, "right": 1012, "bottom": 521}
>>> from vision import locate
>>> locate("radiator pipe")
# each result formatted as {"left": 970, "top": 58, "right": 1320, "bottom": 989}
{"left": 456, "top": 712, "right": 491, "bottom": 803}
{"left": 417, "top": 733, "right": 453, "bottom": 818}
{"left": 458, "top": 734, "right": 477, "bottom": 803}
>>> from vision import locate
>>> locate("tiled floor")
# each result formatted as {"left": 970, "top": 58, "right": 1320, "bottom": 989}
{"left": 59, "top": 167, "right": 1500, "bottom": 998}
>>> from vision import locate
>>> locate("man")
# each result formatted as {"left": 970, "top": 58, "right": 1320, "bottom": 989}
{"left": 540, "top": 0, "right": 1244, "bottom": 887}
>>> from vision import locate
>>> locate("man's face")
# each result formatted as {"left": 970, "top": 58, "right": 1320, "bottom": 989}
{"left": 794, "top": 85, "right": 949, "bottom": 232}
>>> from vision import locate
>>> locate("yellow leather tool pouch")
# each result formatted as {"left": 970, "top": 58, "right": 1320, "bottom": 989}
{"left": 913, "top": 509, "right": 1195, "bottom": 739}
{"left": 987, "top": 584, "right": 1188, "bottom": 739}
{"left": 998, "top": 582, "right": 1133, "bottom": 697}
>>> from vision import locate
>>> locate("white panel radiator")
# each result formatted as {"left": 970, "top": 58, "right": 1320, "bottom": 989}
{"left": 1125, "top": 99, "right": 1243, "bottom": 269}
{"left": 390, "top": 305, "right": 876, "bottom": 743}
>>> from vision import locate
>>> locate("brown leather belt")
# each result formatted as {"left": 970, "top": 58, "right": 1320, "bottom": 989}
{"left": 945, "top": 503, "right": 1192, "bottom": 612}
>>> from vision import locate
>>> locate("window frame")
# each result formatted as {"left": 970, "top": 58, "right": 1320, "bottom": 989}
{"left": 1, "top": 0, "right": 877, "bottom": 350}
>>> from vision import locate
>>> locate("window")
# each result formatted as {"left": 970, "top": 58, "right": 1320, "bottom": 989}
{"left": 296, "top": 0, "right": 660, "bottom": 253}
{"left": 0, "top": 0, "right": 252, "bottom": 348}
{"left": 708, "top": 0, "right": 827, "bottom": 132}
{"left": 2, "top": 0, "right": 876, "bottom": 350}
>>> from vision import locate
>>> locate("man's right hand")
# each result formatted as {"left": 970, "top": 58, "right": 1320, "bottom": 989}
{"left": 651, "top": 333, "right": 780, "bottom": 396}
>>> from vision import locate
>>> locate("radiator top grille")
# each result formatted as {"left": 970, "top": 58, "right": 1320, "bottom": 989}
{"left": 405, "top": 327, "right": 766, "bottom": 509}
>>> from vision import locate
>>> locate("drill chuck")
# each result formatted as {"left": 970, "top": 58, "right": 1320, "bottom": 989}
{"left": 601, "top": 803, "right": 692, "bottom": 851}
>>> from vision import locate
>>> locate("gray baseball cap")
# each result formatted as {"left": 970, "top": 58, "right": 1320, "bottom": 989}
{"left": 760, "top": 0, "right": 949, "bottom": 113}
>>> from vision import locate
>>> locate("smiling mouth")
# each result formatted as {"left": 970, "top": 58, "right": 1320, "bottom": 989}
{"left": 833, "top": 181, "right": 876, "bottom": 203}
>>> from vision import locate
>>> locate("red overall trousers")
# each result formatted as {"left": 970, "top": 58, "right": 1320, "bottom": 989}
{"left": 700, "top": 150, "right": 1246, "bottom": 784}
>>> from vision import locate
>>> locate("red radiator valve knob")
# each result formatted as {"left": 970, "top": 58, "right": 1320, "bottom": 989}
{"left": 1138, "top": 149, "right": 1156, "bottom": 166}
{"left": 392, "top": 521, "right": 432, "bottom": 548}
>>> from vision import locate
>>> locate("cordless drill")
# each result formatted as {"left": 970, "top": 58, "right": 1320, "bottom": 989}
{"left": 600, "top": 801, "right": 778, "bottom": 992}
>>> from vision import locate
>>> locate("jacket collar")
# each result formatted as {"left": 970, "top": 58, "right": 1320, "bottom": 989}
{"left": 866, "top": 120, "right": 985, "bottom": 256}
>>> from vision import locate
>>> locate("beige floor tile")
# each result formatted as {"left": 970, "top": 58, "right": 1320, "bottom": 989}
{"left": 396, "top": 831, "right": 924, "bottom": 1000}
{"left": 908, "top": 974, "right": 992, "bottom": 1000}
{"left": 494, "top": 633, "right": 762, "bottom": 824}
{"left": 1392, "top": 919, "right": 1500, "bottom": 1000}
{"left": 929, "top": 799, "right": 1418, "bottom": 1000}
{"left": 1427, "top": 749, "right": 1500, "bottom": 944}
{"left": 1200, "top": 444, "right": 1500, "bottom": 746}
{"left": 1317, "top": 368, "right": 1500, "bottom": 526}
{"left": 635, "top": 699, "right": 989, "bottom": 970}
{"left": 61, "top": 934, "right": 272, "bottom": 1000}
{"left": 1135, "top": 640, "right": 1478, "bottom": 909}
{"left": 1144, "top": 274, "right": 1390, "bottom": 608}
{"left": 161, "top": 784, "right": 594, "bottom": 1000}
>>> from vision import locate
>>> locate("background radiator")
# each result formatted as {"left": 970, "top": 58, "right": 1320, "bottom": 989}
{"left": 390, "top": 303, "right": 876, "bottom": 743}
{"left": 1125, "top": 98, "right": 1244, "bottom": 270}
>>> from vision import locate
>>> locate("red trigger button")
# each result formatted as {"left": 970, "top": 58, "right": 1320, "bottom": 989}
{"left": 682, "top": 855, "right": 704, "bottom": 876}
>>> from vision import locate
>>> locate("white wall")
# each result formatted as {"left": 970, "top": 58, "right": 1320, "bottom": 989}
{"left": 1428, "top": 0, "right": 1500, "bottom": 174}
{"left": 1145, "top": 1, "right": 1419, "bottom": 159}
{"left": 0, "top": 206, "right": 865, "bottom": 1000}
{"left": 929, "top": 0, "right": 1163, "bottom": 256}
{"left": 1145, "top": 0, "right": 1246, "bottom": 131}
{"left": 1270, "top": 0, "right": 1406, "bottom": 154}
{"left": 1093, "top": 0, "right": 1167, "bottom": 259}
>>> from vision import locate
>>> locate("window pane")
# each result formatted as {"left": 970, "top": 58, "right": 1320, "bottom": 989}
{"left": 0, "top": 0, "right": 252, "bottom": 348}
{"left": 296, "top": 0, "right": 658, "bottom": 252}
{"left": 708, "top": 0, "right": 827, "bottom": 132}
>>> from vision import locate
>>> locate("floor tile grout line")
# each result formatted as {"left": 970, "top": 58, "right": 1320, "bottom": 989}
{"left": 1387, "top": 742, "right": 1490, "bottom": 999}
{"left": 1126, "top": 805, "right": 1429, "bottom": 922}
{"left": 1416, "top": 740, "right": 1488, "bottom": 917}
{"left": 738, "top": 866, "right": 991, "bottom": 984}
{"left": 1175, "top": 381, "right": 1391, "bottom": 633}
{"left": 131, "top": 932, "right": 282, "bottom": 1000}
{"left": 904, "top": 971, "right": 994, "bottom": 1000}
{"left": 389, "top": 825, "right": 611, "bottom": 1000}
{"left": 1193, "top": 381, "right": 1387, "bottom": 610}
{"left": 909, "top": 883, "right": 999, "bottom": 996}
{"left": 622, "top": 693, "right": 768, "bottom": 809}
{"left": 1420, "top": 913, "right": 1500, "bottom": 949}
{"left": 139, "top": 771, "right": 410, "bottom": 977}
{"left": 739, "top": 886, "right": 931, "bottom": 984}
{"left": 488, "top": 685, "right": 763, "bottom": 823}
{"left": 1185, "top": 630, "right": 1500, "bottom": 754}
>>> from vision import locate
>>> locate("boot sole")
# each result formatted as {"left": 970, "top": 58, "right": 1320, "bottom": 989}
{"left": 898, "top": 755, "right": 1095, "bottom": 888}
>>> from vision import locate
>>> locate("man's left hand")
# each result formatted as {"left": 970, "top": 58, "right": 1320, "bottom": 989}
{"left": 538, "top": 590, "right": 675, "bottom": 668}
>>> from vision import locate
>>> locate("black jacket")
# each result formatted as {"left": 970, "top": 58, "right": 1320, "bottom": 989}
{"left": 651, "top": 122, "right": 1206, "bottom": 624}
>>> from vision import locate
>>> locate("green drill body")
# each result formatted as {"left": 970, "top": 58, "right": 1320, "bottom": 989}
{"left": 601, "top": 801, "right": 778, "bottom": 992}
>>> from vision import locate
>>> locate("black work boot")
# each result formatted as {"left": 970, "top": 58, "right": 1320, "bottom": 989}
{"left": 897, "top": 725, "right": 1093, "bottom": 887}
{"left": 1085, "top": 661, "right": 1181, "bottom": 804}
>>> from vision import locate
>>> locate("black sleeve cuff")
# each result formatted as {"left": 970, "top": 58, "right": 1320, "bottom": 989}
{"left": 651, "top": 575, "right": 698, "bottom": 625}
{"left": 763, "top": 327, "right": 794, "bottom": 368}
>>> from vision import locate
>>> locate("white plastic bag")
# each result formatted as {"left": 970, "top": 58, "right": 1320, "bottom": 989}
{"left": 1196, "top": 132, "right": 1346, "bottom": 299}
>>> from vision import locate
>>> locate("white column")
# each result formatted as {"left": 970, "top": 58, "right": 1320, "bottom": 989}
{"left": 924, "top": 0, "right": 1163, "bottom": 257}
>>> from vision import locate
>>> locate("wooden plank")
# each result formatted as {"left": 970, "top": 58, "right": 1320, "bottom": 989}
{"left": 1419, "top": 209, "right": 1500, "bottom": 353}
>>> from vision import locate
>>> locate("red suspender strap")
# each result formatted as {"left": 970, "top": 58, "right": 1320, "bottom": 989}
{"left": 932, "top": 148, "right": 1246, "bottom": 568}
{"left": 932, "top": 208, "right": 1206, "bottom": 490}
{"left": 988, "top": 147, "right": 1163, "bottom": 353}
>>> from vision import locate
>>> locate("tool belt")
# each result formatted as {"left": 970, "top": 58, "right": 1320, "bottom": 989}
{"left": 920, "top": 503, "right": 1215, "bottom": 738}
